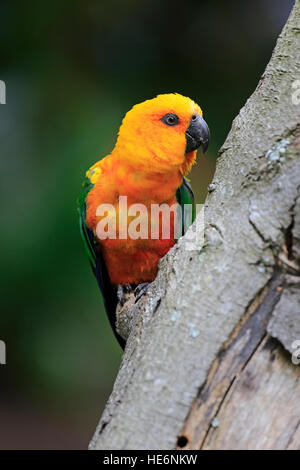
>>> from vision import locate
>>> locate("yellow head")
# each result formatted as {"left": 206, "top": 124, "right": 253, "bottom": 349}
{"left": 113, "top": 93, "right": 210, "bottom": 175}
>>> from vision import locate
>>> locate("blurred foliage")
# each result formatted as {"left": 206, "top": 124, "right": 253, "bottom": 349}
{"left": 0, "top": 0, "right": 294, "bottom": 448}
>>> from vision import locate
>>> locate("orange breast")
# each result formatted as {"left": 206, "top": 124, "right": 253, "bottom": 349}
{"left": 86, "top": 155, "right": 182, "bottom": 285}
{"left": 102, "top": 236, "right": 175, "bottom": 285}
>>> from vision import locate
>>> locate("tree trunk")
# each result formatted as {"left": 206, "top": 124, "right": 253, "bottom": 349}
{"left": 90, "top": 1, "right": 300, "bottom": 450}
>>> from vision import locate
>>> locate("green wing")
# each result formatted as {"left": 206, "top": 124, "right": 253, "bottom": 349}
{"left": 78, "top": 176, "right": 97, "bottom": 269}
{"left": 77, "top": 175, "right": 125, "bottom": 349}
{"left": 176, "top": 177, "right": 195, "bottom": 236}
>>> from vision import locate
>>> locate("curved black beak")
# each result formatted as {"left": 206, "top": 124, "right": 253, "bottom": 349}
{"left": 185, "top": 114, "right": 210, "bottom": 153}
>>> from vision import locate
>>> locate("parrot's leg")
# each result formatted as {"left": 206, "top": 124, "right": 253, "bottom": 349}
{"left": 134, "top": 282, "right": 151, "bottom": 303}
{"left": 117, "top": 283, "right": 132, "bottom": 306}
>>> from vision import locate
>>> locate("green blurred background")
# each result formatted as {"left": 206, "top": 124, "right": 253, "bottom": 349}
{"left": 0, "top": 0, "right": 294, "bottom": 449}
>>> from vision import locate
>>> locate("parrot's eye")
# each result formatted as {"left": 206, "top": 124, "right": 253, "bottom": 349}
{"left": 161, "top": 113, "right": 179, "bottom": 126}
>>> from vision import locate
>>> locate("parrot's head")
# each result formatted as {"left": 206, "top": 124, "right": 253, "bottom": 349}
{"left": 114, "top": 93, "right": 210, "bottom": 175}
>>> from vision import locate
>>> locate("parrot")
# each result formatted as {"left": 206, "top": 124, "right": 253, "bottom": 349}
{"left": 78, "top": 93, "right": 210, "bottom": 348}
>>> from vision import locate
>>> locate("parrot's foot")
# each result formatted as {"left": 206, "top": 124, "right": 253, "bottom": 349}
{"left": 134, "top": 282, "right": 151, "bottom": 303}
{"left": 117, "top": 283, "right": 132, "bottom": 306}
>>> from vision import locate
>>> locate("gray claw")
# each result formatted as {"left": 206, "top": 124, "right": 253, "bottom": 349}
{"left": 117, "top": 284, "right": 133, "bottom": 306}
{"left": 134, "top": 282, "right": 150, "bottom": 303}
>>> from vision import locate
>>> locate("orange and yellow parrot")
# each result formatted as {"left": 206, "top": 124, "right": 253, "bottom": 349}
{"left": 78, "top": 93, "right": 210, "bottom": 347}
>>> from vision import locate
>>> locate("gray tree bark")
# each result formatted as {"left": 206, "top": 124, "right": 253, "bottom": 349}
{"left": 90, "top": 1, "right": 300, "bottom": 450}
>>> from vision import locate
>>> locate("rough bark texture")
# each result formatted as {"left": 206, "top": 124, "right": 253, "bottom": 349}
{"left": 90, "top": 1, "right": 300, "bottom": 450}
